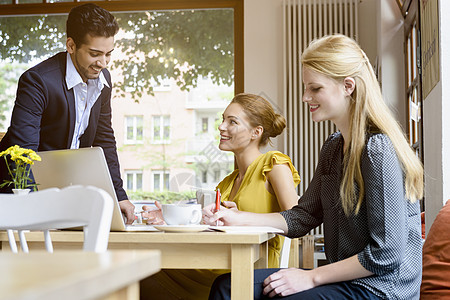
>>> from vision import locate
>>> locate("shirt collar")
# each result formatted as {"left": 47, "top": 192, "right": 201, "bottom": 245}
{"left": 65, "top": 52, "right": 110, "bottom": 90}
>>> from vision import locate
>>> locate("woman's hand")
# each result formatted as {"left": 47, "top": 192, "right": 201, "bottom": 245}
{"left": 203, "top": 201, "right": 288, "bottom": 230}
{"left": 262, "top": 256, "right": 374, "bottom": 297}
{"left": 141, "top": 200, "right": 165, "bottom": 225}
{"left": 202, "top": 201, "right": 240, "bottom": 225}
{"left": 262, "top": 268, "right": 315, "bottom": 297}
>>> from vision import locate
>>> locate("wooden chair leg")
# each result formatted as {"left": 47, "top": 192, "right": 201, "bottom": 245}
{"left": 300, "top": 235, "right": 314, "bottom": 269}
{"left": 288, "top": 238, "right": 299, "bottom": 268}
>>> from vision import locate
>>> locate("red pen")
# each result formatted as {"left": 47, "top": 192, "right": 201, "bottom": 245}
{"left": 215, "top": 189, "right": 221, "bottom": 226}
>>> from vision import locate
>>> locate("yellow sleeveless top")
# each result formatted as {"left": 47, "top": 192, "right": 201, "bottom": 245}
{"left": 217, "top": 151, "right": 301, "bottom": 267}
{"left": 151, "top": 151, "right": 300, "bottom": 300}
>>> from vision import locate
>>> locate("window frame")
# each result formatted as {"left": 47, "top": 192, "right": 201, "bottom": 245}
{"left": 125, "top": 169, "right": 143, "bottom": 192}
{"left": 152, "top": 170, "right": 170, "bottom": 192}
{"left": 151, "top": 115, "right": 171, "bottom": 144}
{"left": 201, "top": 117, "right": 208, "bottom": 133}
{"left": 124, "top": 115, "right": 144, "bottom": 145}
{"left": 214, "top": 169, "right": 220, "bottom": 182}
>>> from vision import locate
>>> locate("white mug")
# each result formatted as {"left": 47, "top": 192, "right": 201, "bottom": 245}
{"left": 162, "top": 204, "right": 202, "bottom": 225}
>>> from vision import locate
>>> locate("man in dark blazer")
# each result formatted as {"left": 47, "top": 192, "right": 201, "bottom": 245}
{"left": 0, "top": 3, "right": 135, "bottom": 224}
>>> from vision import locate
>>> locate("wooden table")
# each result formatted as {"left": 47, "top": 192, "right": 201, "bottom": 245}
{"left": 1, "top": 231, "right": 273, "bottom": 299}
{"left": 0, "top": 250, "right": 161, "bottom": 300}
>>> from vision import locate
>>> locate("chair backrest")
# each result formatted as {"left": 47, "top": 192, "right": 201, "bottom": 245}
{"left": 0, "top": 185, "right": 114, "bottom": 253}
{"left": 196, "top": 189, "right": 216, "bottom": 208}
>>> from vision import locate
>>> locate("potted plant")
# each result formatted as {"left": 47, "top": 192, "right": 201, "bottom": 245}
{"left": 0, "top": 145, "right": 41, "bottom": 194}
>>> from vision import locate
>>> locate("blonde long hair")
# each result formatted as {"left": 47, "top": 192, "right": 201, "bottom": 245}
{"left": 302, "top": 34, "right": 423, "bottom": 215}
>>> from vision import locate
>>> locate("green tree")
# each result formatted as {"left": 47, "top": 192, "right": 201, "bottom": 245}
{"left": 0, "top": 62, "right": 28, "bottom": 130}
{"left": 0, "top": 15, "right": 66, "bottom": 62}
{"left": 0, "top": 10, "right": 234, "bottom": 101}
{"left": 113, "top": 10, "right": 234, "bottom": 100}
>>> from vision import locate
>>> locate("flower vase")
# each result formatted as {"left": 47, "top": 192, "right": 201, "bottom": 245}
{"left": 12, "top": 188, "right": 31, "bottom": 195}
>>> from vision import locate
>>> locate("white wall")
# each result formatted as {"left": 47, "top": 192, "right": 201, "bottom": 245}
{"left": 377, "top": 0, "right": 406, "bottom": 128}
{"left": 423, "top": 0, "right": 450, "bottom": 233}
{"left": 358, "top": 0, "right": 406, "bottom": 128}
{"left": 243, "top": 0, "right": 406, "bottom": 147}
{"left": 359, "top": 0, "right": 377, "bottom": 64}
{"left": 244, "top": 0, "right": 284, "bottom": 152}
{"left": 443, "top": 1, "right": 450, "bottom": 209}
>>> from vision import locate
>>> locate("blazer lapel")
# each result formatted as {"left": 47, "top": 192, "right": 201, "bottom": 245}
{"left": 66, "top": 89, "right": 76, "bottom": 148}
{"left": 79, "top": 97, "right": 101, "bottom": 147}
{"left": 60, "top": 53, "right": 76, "bottom": 148}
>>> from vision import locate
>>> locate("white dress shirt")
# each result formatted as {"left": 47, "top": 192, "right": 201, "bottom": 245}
{"left": 65, "top": 53, "right": 109, "bottom": 149}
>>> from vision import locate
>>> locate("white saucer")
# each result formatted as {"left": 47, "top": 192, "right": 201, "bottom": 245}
{"left": 153, "top": 225, "right": 209, "bottom": 233}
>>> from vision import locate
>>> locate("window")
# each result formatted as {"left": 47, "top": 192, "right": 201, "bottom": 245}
{"left": 152, "top": 115, "right": 170, "bottom": 143}
{"left": 151, "top": 76, "right": 172, "bottom": 92}
{"left": 202, "top": 171, "right": 207, "bottom": 184}
{"left": 125, "top": 170, "right": 143, "bottom": 192}
{"left": 125, "top": 116, "right": 143, "bottom": 144}
{"left": 152, "top": 171, "right": 170, "bottom": 192}
{"left": 0, "top": 1, "right": 242, "bottom": 193}
{"left": 0, "top": 1, "right": 243, "bottom": 94}
{"left": 214, "top": 170, "right": 220, "bottom": 182}
{"left": 202, "top": 117, "right": 208, "bottom": 133}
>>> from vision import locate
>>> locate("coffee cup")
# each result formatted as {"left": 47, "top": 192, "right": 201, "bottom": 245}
{"left": 162, "top": 204, "right": 202, "bottom": 225}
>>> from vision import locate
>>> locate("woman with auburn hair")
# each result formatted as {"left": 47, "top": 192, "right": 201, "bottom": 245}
{"left": 141, "top": 93, "right": 300, "bottom": 300}
{"left": 205, "top": 34, "right": 423, "bottom": 299}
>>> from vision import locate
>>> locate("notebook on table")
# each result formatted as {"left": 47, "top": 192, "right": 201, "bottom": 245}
{"left": 31, "top": 147, "right": 157, "bottom": 232}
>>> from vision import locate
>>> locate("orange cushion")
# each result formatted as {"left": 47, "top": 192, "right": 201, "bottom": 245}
{"left": 421, "top": 200, "right": 450, "bottom": 299}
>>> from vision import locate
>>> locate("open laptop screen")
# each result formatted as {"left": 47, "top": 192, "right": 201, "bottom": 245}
{"left": 31, "top": 147, "right": 127, "bottom": 231}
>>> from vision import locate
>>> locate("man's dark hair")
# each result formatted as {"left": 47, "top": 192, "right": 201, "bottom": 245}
{"left": 66, "top": 3, "right": 119, "bottom": 46}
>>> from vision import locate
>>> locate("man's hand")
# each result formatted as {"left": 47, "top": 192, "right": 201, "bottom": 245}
{"left": 119, "top": 200, "right": 135, "bottom": 225}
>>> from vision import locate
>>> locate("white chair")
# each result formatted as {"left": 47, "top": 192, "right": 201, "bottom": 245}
{"left": 279, "top": 236, "right": 300, "bottom": 268}
{"left": 0, "top": 185, "right": 114, "bottom": 253}
{"left": 196, "top": 189, "right": 216, "bottom": 208}
{"left": 279, "top": 236, "right": 291, "bottom": 268}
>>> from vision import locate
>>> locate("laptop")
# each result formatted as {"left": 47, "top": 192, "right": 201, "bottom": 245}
{"left": 31, "top": 147, "right": 157, "bottom": 232}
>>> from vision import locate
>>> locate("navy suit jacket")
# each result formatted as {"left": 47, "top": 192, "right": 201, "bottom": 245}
{"left": 0, "top": 52, "right": 127, "bottom": 201}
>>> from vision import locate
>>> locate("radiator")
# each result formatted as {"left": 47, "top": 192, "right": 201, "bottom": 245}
{"left": 283, "top": 0, "right": 359, "bottom": 236}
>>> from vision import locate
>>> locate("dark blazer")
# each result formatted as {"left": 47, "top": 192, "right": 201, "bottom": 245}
{"left": 0, "top": 52, "right": 127, "bottom": 201}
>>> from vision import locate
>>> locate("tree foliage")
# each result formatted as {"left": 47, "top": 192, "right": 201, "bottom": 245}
{"left": 0, "top": 15, "right": 66, "bottom": 62}
{"left": 0, "top": 63, "right": 28, "bottom": 129}
{"left": 0, "top": 9, "right": 234, "bottom": 101}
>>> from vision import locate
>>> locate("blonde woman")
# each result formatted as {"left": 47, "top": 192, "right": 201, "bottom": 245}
{"left": 206, "top": 34, "right": 423, "bottom": 299}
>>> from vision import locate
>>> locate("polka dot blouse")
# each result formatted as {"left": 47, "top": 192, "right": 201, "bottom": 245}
{"left": 281, "top": 132, "right": 422, "bottom": 299}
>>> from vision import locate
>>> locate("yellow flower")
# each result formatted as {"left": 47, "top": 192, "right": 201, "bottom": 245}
{"left": 28, "top": 152, "right": 41, "bottom": 161}
{"left": 16, "top": 156, "right": 33, "bottom": 165}
{"left": 0, "top": 145, "right": 41, "bottom": 190}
